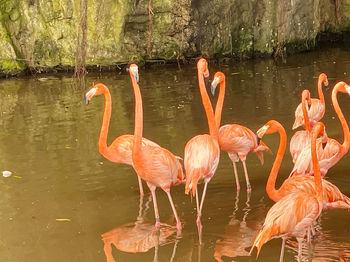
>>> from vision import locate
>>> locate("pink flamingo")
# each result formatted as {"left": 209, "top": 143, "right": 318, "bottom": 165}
{"left": 211, "top": 71, "right": 270, "bottom": 192}
{"left": 257, "top": 119, "right": 350, "bottom": 209}
{"left": 184, "top": 58, "right": 220, "bottom": 235}
{"left": 290, "top": 89, "right": 312, "bottom": 163}
{"left": 129, "top": 63, "right": 184, "bottom": 231}
{"left": 250, "top": 122, "right": 326, "bottom": 261}
{"left": 291, "top": 81, "right": 350, "bottom": 177}
{"left": 85, "top": 83, "right": 160, "bottom": 196}
{"left": 293, "top": 73, "right": 328, "bottom": 129}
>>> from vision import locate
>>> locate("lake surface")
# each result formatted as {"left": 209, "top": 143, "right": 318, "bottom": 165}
{"left": 1, "top": 47, "right": 350, "bottom": 262}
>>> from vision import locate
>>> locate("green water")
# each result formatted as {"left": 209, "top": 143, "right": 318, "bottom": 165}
{"left": 0, "top": 47, "right": 350, "bottom": 261}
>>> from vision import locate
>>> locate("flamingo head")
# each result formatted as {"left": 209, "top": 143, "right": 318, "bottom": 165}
{"left": 256, "top": 120, "right": 282, "bottom": 138}
{"left": 319, "top": 73, "right": 328, "bottom": 87}
{"left": 346, "top": 83, "right": 350, "bottom": 95}
{"left": 128, "top": 63, "right": 139, "bottom": 83}
{"left": 197, "top": 58, "right": 209, "bottom": 80}
{"left": 301, "top": 89, "right": 312, "bottom": 109}
{"left": 313, "top": 122, "right": 327, "bottom": 148}
{"left": 85, "top": 83, "right": 107, "bottom": 104}
{"left": 210, "top": 72, "right": 225, "bottom": 96}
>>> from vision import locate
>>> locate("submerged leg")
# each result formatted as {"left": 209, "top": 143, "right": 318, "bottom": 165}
{"left": 150, "top": 187, "right": 160, "bottom": 228}
{"left": 242, "top": 160, "right": 252, "bottom": 193}
{"left": 279, "top": 237, "right": 287, "bottom": 262}
{"left": 297, "top": 237, "right": 303, "bottom": 261}
{"left": 166, "top": 191, "right": 182, "bottom": 232}
{"left": 232, "top": 161, "right": 240, "bottom": 191}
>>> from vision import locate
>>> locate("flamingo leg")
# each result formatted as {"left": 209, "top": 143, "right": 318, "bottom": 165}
{"left": 166, "top": 191, "right": 182, "bottom": 232}
{"left": 150, "top": 188, "right": 161, "bottom": 228}
{"left": 307, "top": 227, "right": 311, "bottom": 243}
{"left": 242, "top": 160, "right": 252, "bottom": 193}
{"left": 137, "top": 194, "right": 144, "bottom": 222}
{"left": 279, "top": 237, "right": 287, "bottom": 262}
{"left": 232, "top": 161, "right": 240, "bottom": 191}
{"left": 137, "top": 175, "right": 144, "bottom": 197}
{"left": 199, "top": 180, "right": 209, "bottom": 216}
{"left": 297, "top": 237, "right": 303, "bottom": 261}
{"left": 153, "top": 229, "right": 160, "bottom": 262}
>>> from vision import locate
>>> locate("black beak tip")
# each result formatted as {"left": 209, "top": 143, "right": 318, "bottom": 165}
{"left": 322, "top": 142, "right": 327, "bottom": 149}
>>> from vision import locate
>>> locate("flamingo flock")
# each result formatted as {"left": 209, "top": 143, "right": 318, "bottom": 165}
{"left": 86, "top": 58, "right": 350, "bottom": 261}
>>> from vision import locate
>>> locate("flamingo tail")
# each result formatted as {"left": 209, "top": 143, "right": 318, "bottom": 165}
{"left": 250, "top": 224, "right": 278, "bottom": 258}
{"left": 185, "top": 169, "right": 201, "bottom": 197}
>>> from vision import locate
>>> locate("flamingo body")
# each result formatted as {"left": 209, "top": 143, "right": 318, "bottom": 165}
{"left": 219, "top": 124, "right": 268, "bottom": 164}
{"left": 251, "top": 191, "right": 321, "bottom": 256}
{"left": 293, "top": 98, "right": 324, "bottom": 129}
{"left": 184, "top": 134, "right": 220, "bottom": 196}
{"left": 133, "top": 144, "right": 184, "bottom": 191}
{"left": 103, "top": 134, "right": 159, "bottom": 166}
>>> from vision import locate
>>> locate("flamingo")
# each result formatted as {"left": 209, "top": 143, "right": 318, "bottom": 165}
{"left": 250, "top": 122, "right": 326, "bottom": 261}
{"left": 211, "top": 71, "right": 270, "bottom": 192}
{"left": 290, "top": 89, "right": 312, "bottom": 163}
{"left": 256, "top": 120, "right": 350, "bottom": 210}
{"left": 85, "top": 83, "right": 160, "bottom": 197}
{"left": 129, "top": 63, "right": 184, "bottom": 231}
{"left": 292, "top": 73, "right": 328, "bottom": 129}
{"left": 184, "top": 58, "right": 220, "bottom": 234}
{"left": 291, "top": 81, "right": 350, "bottom": 177}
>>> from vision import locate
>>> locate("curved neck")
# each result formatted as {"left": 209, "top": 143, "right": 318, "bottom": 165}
{"left": 302, "top": 95, "right": 310, "bottom": 131}
{"left": 214, "top": 79, "right": 226, "bottom": 128}
{"left": 311, "top": 128, "right": 323, "bottom": 205}
{"left": 266, "top": 124, "right": 287, "bottom": 202}
{"left": 198, "top": 70, "right": 218, "bottom": 140}
{"left": 317, "top": 77, "right": 325, "bottom": 105}
{"left": 131, "top": 74, "right": 143, "bottom": 155}
{"left": 99, "top": 88, "right": 112, "bottom": 154}
{"left": 332, "top": 85, "right": 350, "bottom": 151}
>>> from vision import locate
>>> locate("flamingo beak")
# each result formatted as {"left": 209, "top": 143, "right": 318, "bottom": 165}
{"left": 346, "top": 85, "right": 350, "bottom": 95}
{"left": 133, "top": 71, "right": 139, "bottom": 83}
{"left": 211, "top": 77, "right": 219, "bottom": 96}
{"left": 256, "top": 125, "right": 269, "bottom": 138}
{"left": 85, "top": 88, "right": 97, "bottom": 105}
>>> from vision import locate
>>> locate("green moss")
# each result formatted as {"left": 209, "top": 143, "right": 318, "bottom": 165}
{"left": 231, "top": 27, "right": 254, "bottom": 58}
{"left": 0, "top": 59, "right": 25, "bottom": 75}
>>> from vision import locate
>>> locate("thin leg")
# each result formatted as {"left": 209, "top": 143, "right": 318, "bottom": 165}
{"left": 297, "top": 237, "right": 303, "bottom": 261}
{"left": 196, "top": 188, "right": 200, "bottom": 215}
{"left": 199, "top": 181, "right": 209, "bottom": 213}
{"left": 137, "top": 175, "right": 144, "bottom": 197}
{"left": 279, "top": 237, "right": 287, "bottom": 262}
{"left": 307, "top": 227, "right": 311, "bottom": 243}
{"left": 170, "top": 239, "right": 179, "bottom": 262}
{"left": 242, "top": 160, "right": 252, "bottom": 193}
{"left": 232, "top": 161, "right": 240, "bottom": 191}
{"left": 166, "top": 191, "right": 182, "bottom": 232}
{"left": 153, "top": 229, "right": 160, "bottom": 262}
{"left": 150, "top": 189, "right": 160, "bottom": 228}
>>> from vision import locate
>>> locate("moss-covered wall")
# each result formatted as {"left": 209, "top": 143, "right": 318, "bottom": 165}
{"left": 0, "top": 0, "right": 349, "bottom": 75}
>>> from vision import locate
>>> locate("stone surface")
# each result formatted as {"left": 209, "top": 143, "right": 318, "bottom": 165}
{"left": 0, "top": 0, "right": 349, "bottom": 75}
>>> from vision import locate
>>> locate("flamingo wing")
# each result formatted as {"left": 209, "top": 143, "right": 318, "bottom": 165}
{"left": 251, "top": 192, "right": 320, "bottom": 257}
{"left": 134, "top": 145, "right": 184, "bottom": 190}
{"left": 107, "top": 135, "right": 160, "bottom": 165}
{"left": 219, "top": 124, "right": 256, "bottom": 157}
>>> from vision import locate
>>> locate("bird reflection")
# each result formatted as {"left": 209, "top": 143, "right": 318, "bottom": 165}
{"left": 101, "top": 196, "right": 179, "bottom": 262}
{"left": 213, "top": 191, "right": 264, "bottom": 262}
{"left": 286, "top": 222, "right": 350, "bottom": 262}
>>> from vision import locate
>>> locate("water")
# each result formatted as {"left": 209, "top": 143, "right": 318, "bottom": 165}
{"left": 0, "top": 46, "right": 350, "bottom": 262}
